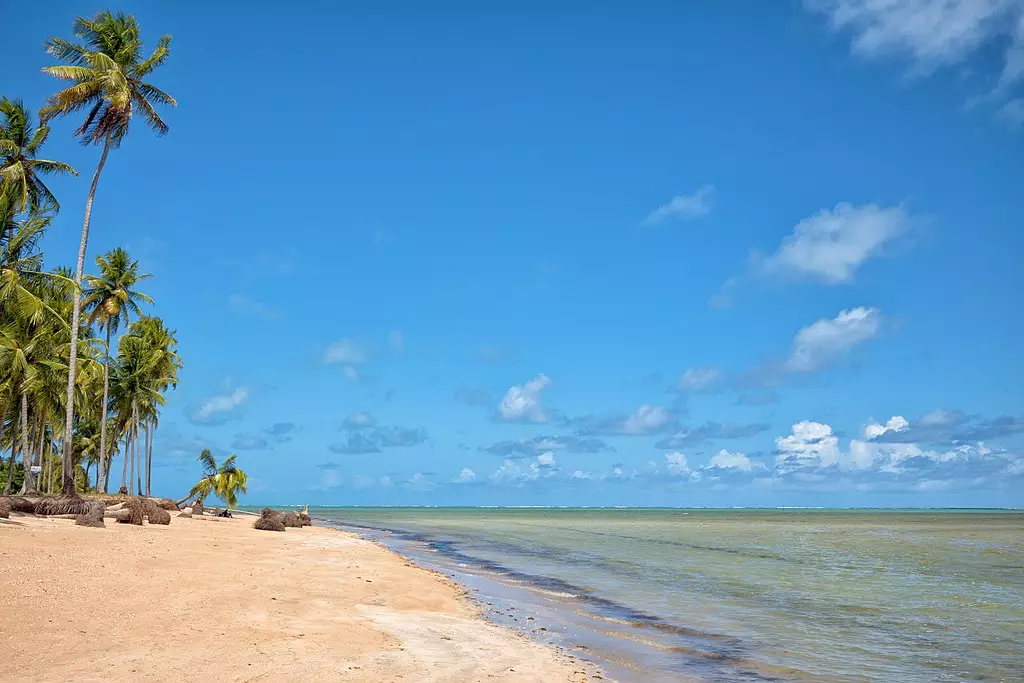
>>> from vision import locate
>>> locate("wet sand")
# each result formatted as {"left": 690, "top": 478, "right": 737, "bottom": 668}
{"left": 0, "top": 511, "right": 596, "bottom": 682}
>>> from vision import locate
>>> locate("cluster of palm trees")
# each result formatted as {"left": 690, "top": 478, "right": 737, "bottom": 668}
{"left": 1, "top": 11, "right": 179, "bottom": 498}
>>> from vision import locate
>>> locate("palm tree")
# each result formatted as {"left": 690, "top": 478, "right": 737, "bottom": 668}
{"left": 183, "top": 449, "right": 248, "bottom": 509}
{"left": 128, "top": 316, "right": 179, "bottom": 495}
{"left": 40, "top": 11, "right": 176, "bottom": 497}
{"left": 82, "top": 248, "right": 151, "bottom": 493}
{"left": 0, "top": 97, "right": 77, "bottom": 215}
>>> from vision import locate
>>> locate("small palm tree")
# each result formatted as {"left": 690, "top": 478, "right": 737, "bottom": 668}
{"left": 83, "top": 248, "right": 151, "bottom": 493}
{"left": 183, "top": 449, "right": 248, "bottom": 509}
{"left": 0, "top": 97, "right": 77, "bottom": 216}
{"left": 41, "top": 11, "right": 176, "bottom": 496}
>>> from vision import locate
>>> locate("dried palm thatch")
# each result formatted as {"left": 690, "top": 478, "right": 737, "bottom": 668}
{"left": 75, "top": 501, "right": 106, "bottom": 528}
{"left": 155, "top": 498, "right": 177, "bottom": 511}
{"left": 142, "top": 499, "right": 171, "bottom": 525}
{"left": 7, "top": 497, "right": 36, "bottom": 513}
{"left": 298, "top": 512, "right": 312, "bottom": 527}
{"left": 282, "top": 512, "right": 303, "bottom": 528}
{"left": 0, "top": 497, "right": 12, "bottom": 518}
{"left": 192, "top": 500, "right": 204, "bottom": 516}
{"left": 253, "top": 508, "right": 285, "bottom": 532}
{"left": 35, "top": 496, "right": 91, "bottom": 516}
{"left": 116, "top": 498, "right": 145, "bottom": 525}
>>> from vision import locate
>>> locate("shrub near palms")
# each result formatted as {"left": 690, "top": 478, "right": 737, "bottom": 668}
{"left": 41, "top": 11, "right": 176, "bottom": 496}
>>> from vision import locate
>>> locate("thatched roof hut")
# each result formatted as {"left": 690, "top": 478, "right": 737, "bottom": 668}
{"left": 75, "top": 501, "right": 106, "bottom": 528}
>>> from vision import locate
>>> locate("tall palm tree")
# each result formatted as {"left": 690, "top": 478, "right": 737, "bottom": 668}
{"left": 82, "top": 248, "right": 151, "bottom": 493}
{"left": 40, "top": 11, "right": 176, "bottom": 496}
{"left": 0, "top": 97, "right": 77, "bottom": 215}
{"left": 183, "top": 449, "right": 248, "bottom": 509}
{"left": 128, "top": 316, "right": 179, "bottom": 494}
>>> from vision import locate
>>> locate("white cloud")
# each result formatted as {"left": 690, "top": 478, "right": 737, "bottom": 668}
{"left": 806, "top": 0, "right": 1024, "bottom": 122}
{"left": 343, "top": 366, "right": 360, "bottom": 383}
{"left": 622, "top": 405, "right": 674, "bottom": 434}
{"left": 324, "top": 339, "right": 367, "bottom": 365}
{"left": 762, "top": 203, "right": 909, "bottom": 284}
{"left": 379, "top": 475, "right": 394, "bottom": 488}
{"left": 536, "top": 451, "right": 556, "bottom": 467}
{"left": 498, "top": 374, "right": 552, "bottom": 422}
{"left": 228, "top": 294, "right": 283, "bottom": 320}
{"left": 643, "top": 185, "right": 715, "bottom": 225}
{"left": 343, "top": 411, "right": 376, "bottom": 429}
{"left": 807, "top": 0, "right": 1023, "bottom": 71}
{"left": 454, "top": 467, "right": 477, "bottom": 483}
{"left": 664, "top": 452, "right": 691, "bottom": 476}
{"left": 678, "top": 367, "right": 724, "bottom": 392}
{"left": 191, "top": 388, "right": 249, "bottom": 424}
{"left": 784, "top": 307, "right": 882, "bottom": 372}
{"left": 491, "top": 453, "right": 558, "bottom": 484}
{"left": 776, "top": 421, "right": 846, "bottom": 470}
{"left": 708, "top": 449, "right": 756, "bottom": 471}
{"left": 1008, "top": 459, "right": 1024, "bottom": 475}
{"left": 863, "top": 415, "right": 910, "bottom": 439}
{"left": 388, "top": 330, "right": 405, "bottom": 353}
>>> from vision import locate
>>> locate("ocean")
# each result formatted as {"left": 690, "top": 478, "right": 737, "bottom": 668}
{"left": 311, "top": 508, "right": 1024, "bottom": 682}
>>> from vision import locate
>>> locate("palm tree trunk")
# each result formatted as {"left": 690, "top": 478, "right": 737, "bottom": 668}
{"left": 145, "top": 423, "right": 152, "bottom": 496}
{"left": 120, "top": 429, "right": 131, "bottom": 494}
{"left": 60, "top": 132, "right": 113, "bottom": 497}
{"left": 25, "top": 414, "right": 43, "bottom": 495}
{"left": 134, "top": 406, "right": 142, "bottom": 496}
{"left": 17, "top": 392, "right": 33, "bottom": 494}
{"left": 1, "top": 405, "right": 12, "bottom": 495}
{"left": 96, "top": 321, "right": 112, "bottom": 494}
{"left": 128, "top": 420, "right": 136, "bottom": 496}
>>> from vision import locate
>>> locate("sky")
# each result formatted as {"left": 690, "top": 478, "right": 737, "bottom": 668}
{"left": 3, "top": 0, "right": 1023, "bottom": 507}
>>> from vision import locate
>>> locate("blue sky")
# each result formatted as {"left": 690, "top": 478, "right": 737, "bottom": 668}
{"left": 4, "top": 0, "right": 1023, "bottom": 506}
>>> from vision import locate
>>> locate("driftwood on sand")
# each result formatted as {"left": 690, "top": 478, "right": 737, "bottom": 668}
{"left": 253, "top": 508, "right": 286, "bottom": 532}
{"left": 75, "top": 501, "right": 105, "bottom": 528}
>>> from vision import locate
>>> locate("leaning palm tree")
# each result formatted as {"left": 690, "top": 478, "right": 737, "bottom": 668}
{"left": 0, "top": 97, "right": 77, "bottom": 215}
{"left": 182, "top": 449, "right": 248, "bottom": 509}
{"left": 82, "top": 248, "right": 151, "bottom": 493}
{"left": 40, "top": 11, "right": 176, "bottom": 496}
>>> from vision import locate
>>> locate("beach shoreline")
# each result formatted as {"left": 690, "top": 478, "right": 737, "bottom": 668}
{"left": 0, "top": 511, "right": 600, "bottom": 682}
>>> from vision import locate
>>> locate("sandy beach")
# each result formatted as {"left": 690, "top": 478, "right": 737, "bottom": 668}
{"left": 0, "top": 511, "right": 595, "bottom": 682}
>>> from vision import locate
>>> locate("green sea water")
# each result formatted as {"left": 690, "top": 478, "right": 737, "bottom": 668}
{"left": 313, "top": 508, "right": 1024, "bottom": 682}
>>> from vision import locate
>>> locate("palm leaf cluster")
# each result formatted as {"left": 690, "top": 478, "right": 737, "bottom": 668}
{"left": 1, "top": 10, "right": 208, "bottom": 500}
{"left": 187, "top": 449, "right": 249, "bottom": 508}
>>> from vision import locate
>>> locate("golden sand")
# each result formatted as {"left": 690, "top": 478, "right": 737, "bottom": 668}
{"left": 0, "top": 512, "right": 596, "bottom": 682}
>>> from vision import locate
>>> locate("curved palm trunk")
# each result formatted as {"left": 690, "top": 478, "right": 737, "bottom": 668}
{"left": 96, "top": 322, "right": 112, "bottom": 493}
{"left": 60, "top": 133, "right": 113, "bottom": 497}
{"left": 1, "top": 407, "right": 13, "bottom": 495}
{"left": 17, "top": 392, "right": 33, "bottom": 494}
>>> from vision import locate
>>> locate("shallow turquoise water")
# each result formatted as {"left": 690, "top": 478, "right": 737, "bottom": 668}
{"left": 312, "top": 508, "right": 1024, "bottom": 682}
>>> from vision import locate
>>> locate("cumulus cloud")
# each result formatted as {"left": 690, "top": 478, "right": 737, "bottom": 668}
{"left": 454, "top": 467, "right": 477, "bottom": 483}
{"left": 678, "top": 367, "right": 725, "bottom": 393}
{"left": 760, "top": 203, "right": 910, "bottom": 284}
{"left": 569, "top": 405, "right": 678, "bottom": 436}
{"left": 664, "top": 452, "right": 692, "bottom": 477}
{"left": 343, "top": 411, "right": 377, "bottom": 429}
{"left": 482, "top": 434, "right": 609, "bottom": 457}
{"left": 329, "top": 424, "right": 427, "bottom": 454}
{"left": 655, "top": 421, "right": 771, "bottom": 448}
{"left": 498, "top": 374, "right": 552, "bottom": 423}
{"left": 189, "top": 387, "right": 249, "bottom": 425}
{"left": 864, "top": 410, "right": 1024, "bottom": 444}
{"left": 784, "top": 307, "right": 882, "bottom": 373}
{"left": 863, "top": 415, "right": 910, "bottom": 439}
{"left": 491, "top": 452, "right": 559, "bottom": 484}
{"left": 708, "top": 449, "right": 757, "bottom": 471}
{"left": 643, "top": 185, "right": 715, "bottom": 225}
